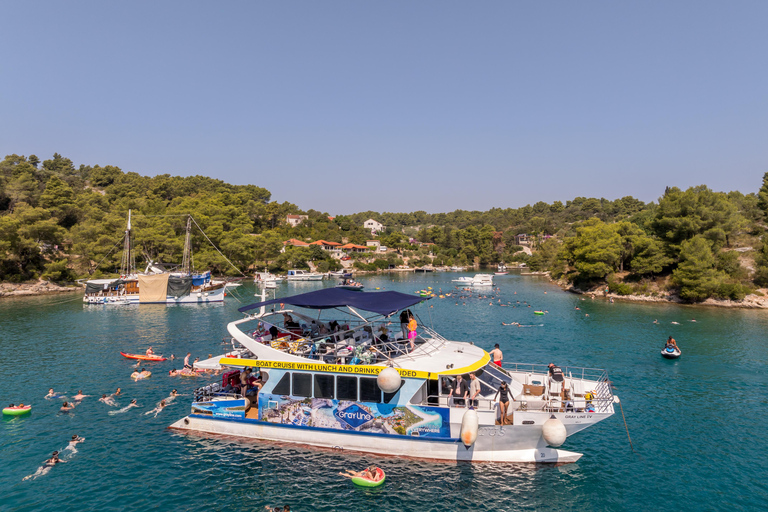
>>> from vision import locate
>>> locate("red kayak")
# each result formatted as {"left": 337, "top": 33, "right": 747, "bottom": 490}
{"left": 120, "top": 352, "right": 167, "bottom": 361}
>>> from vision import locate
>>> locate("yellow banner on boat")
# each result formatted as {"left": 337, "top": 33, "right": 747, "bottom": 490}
{"left": 219, "top": 353, "right": 491, "bottom": 380}
{"left": 219, "top": 357, "right": 431, "bottom": 379}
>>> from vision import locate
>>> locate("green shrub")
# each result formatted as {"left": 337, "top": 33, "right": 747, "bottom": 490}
{"left": 608, "top": 280, "right": 633, "bottom": 295}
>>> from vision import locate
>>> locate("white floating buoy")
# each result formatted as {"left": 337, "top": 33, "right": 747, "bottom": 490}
{"left": 377, "top": 367, "right": 401, "bottom": 393}
{"left": 197, "top": 292, "right": 202, "bottom": 298}
{"left": 460, "top": 409, "right": 479, "bottom": 447}
{"left": 542, "top": 415, "right": 567, "bottom": 447}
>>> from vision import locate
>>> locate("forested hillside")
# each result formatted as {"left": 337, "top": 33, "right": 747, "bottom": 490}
{"left": 2, "top": 152, "right": 767, "bottom": 303}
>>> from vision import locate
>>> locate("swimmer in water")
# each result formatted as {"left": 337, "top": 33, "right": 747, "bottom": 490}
{"left": 99, "top": 394, "right": 117, "bottom": 406}
{"left": 45, "top": 388, "right": 61, "bottom": 399}
{"left": 66, "top": 435, "right": 85, "bottom": 454}
{"left": 131, "top": 369, "right": 140, "bottom": 379}
{"left": 23, "top": 451, "right": 66, "bottom": 480}
{"left": 109, "top": 399, "right": 139, "bottom": 415}
{"left": 113, "top": 388, "right": 122, "bottom": 396}
{"left": 73, "top": 390, "right": 89, "bottom": 402}
{"left": 145, "top": 399, "right": 167, "bottom": 417}
{"left": 60, "top": 401, "right": 75, "bottom": 413}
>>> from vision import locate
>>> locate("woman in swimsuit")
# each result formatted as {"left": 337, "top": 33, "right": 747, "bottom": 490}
{"left": 494, "top": 381, "right": 515, "bottom": 425}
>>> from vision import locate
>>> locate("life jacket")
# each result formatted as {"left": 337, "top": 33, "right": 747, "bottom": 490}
{"left": 407, "top": 318, "right": 417, "bottom": 331}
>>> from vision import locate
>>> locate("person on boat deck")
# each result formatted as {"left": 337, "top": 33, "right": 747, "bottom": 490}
{"left": 329, "top": 320, "right": 340, "bottom": 333}
{"left": 184, "top": 352, "right": 192, "bottom": 369}
{"left": 548, "top": 363, "right": 564, "bottom": 383}
{"left": 494, "top": 381, "right": 515, "bottom": 425}
{"left": 146, "top": 346, "right": 154, "bottom": 356}
{"left": 666, "top": 336, "right": 678, "bottom": 349}
{"left": 468, "top": 372, "right": 481, "bottom": 408}
{"left": 269, "top": 325, "right": 280, "bottom": 340}
{"left": 240, "top": 368, "right": 253, "bottom": 396}
{"left": 407, "top": 317, "right": 418, "bottom": 351}
{"left": 451, "top": 375, "right": 469, "bottom": 407}
{"left": 489, "top": 344, "right": 503, "bottom": 366}
{"left": 377, "top": 324, "right": 389, "bottom": 343}
{"left": 318, "top": 323, "right": 330, "bottom": 335}
{"left": 283, "top": 312, "right": 299, "bottom": 328}
{"left": 399, "top": 309, "right": 413, "bottom": 340}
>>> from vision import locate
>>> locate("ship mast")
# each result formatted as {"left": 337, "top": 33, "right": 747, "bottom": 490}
{"left": 120, "top": 209, "right": 135, "bottom": 277}
{"left": 181, "top": 215, "right": 193, "bottom": 275}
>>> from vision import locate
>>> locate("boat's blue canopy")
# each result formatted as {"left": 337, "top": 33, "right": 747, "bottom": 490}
{"left": 238, "top": 288, "right": 428, "bottom": 317}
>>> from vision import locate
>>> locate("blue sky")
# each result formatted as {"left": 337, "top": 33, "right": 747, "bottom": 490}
{"left": 2, "top": 1, "right": 766, "bottom": 214}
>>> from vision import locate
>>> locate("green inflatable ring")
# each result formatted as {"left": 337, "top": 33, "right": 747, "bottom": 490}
{"left": 351, "top": 468, "right": 385, "bottom": 487}
{"left": 3, "top": 406, "right": 32, "bottom": 416}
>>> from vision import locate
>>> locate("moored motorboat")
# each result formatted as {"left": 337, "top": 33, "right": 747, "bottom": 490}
{"left": 286, "top": 269, "right": 325, "bottom": 281}
{"left": 171, "top": 288, "right": 617, "bottom": 463}
{"left": 336, "top": 278, "right": 364, "bottom": 291}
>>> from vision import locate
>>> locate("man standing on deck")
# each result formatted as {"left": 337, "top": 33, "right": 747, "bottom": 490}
{"left": 468, "top": 372, "right": 481, "bottom": 408}
{"left": 489, "top": 344, "right": 503, "bottom": 366}
{"left": 451, "top": 375, "right": 468, "bottom": 407}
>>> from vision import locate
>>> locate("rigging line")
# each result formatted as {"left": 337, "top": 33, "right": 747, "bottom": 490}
{"left": 617, "top": 398, "right": 635, "bottom": 454}
{"left": 39, "top": 293, "right": 86, "bottom": 307}
{"left": 188, "top": 216, "right": 247, "bottom": 278}
{"left": 89, "top": 234, "right": 126, "bottom": 274}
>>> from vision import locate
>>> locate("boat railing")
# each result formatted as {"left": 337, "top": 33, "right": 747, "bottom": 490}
{"left": 501, "top": 362, "right": 614, "bottom": 413}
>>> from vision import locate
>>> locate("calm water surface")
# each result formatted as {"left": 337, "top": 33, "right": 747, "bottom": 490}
{"left": 2, "top": 272, "right": 767, "bottom": 511}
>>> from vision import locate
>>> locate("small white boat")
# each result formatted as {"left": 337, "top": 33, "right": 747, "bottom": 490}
{"left": 286, "top": 269, "right": 325, "bottom": 281}
{"left": 452, "top": 276, "right": 474, "bottom": 285}
{"left": 472, "top": 274, "right": 494, "bottom": 286}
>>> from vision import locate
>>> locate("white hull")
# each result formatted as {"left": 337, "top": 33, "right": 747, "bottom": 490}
{"left": 286, "top": 275, "right": 324, "bottom": 281}
{"left": 170, "top": 412, "right": 600, "bottom": 463}
{"left": 84, "top": 286, "right": 227, "bottom": 305}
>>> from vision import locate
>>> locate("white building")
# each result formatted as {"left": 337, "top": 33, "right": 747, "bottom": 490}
{"left": 286, "top": 215, "right": 309, "bottom": 227}
{"left": 364, "top": 219, "right": 384, "bottom": 234}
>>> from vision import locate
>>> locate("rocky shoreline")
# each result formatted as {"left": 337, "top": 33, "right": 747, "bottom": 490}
{"left": 0, "top": 280, "right": 81, "bottom": 299}
{"left": 548, "top": 276, "right": 768, "bottom": 309}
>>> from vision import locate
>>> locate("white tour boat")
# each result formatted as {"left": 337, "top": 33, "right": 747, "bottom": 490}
{"left": 170, "top": 289, "right": 617, "bottom": 463}
{"left": 82, "top": 212, "right": 232, "bottom": 305}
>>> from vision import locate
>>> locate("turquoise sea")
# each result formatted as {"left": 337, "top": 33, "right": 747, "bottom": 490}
{"left": 2, "top": 272, "right": 768, "bottom": 511}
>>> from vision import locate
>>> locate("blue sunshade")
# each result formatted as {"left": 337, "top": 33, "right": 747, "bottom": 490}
{"left": 238, "top": 288, "right": 428, "bottom": 317}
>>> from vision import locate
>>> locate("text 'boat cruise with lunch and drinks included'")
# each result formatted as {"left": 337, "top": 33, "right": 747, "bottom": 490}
{"left": 170, "top": 288, "right": 617, "bottom": 463}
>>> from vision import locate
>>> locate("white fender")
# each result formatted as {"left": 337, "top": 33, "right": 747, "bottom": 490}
{"left": 460, "top": 409, "right": 479, "bottom": 447}
{"left": 377, "top": 367, "right": 401, "bottom": 393}
{"left": 542, "top": 415, "right": 567, "bottom": 447}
